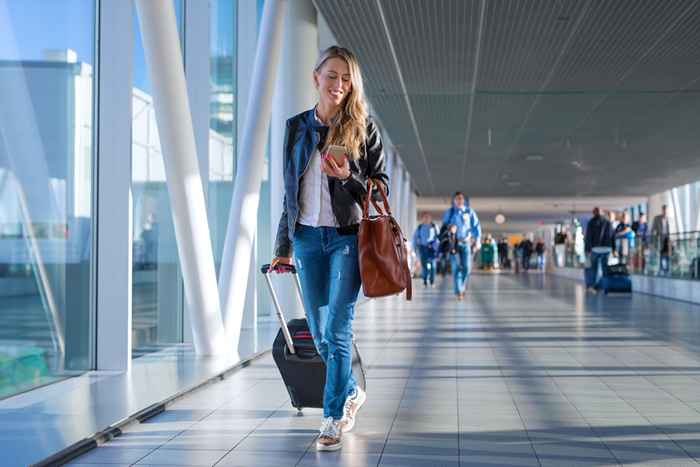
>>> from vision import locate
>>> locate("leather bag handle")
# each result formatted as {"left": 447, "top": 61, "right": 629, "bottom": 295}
{"left": 362, "top": 178, "right": 392, "bottom": 219}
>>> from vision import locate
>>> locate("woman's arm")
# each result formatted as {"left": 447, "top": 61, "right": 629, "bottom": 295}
{"left": 273, "top": 195, "right": 292, "bottom": 258}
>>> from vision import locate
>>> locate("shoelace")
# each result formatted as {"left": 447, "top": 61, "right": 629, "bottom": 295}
{"left": 343, "top": 397, "right": 354, "bottom": 419}
{"left": 320, "top": 417, "right": 337, "bottom": 437}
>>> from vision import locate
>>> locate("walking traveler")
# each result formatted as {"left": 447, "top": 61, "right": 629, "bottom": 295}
{"left": 584, "top": 207, "right": 614, "bottom": 291}
{"left": 535, "top": 238, "right": 545, "bottom": 270}
{"left": 441, "top": 192, "right": 481, "bottom": 300}
{"left": 520, "top": 237, "right": 534, "bottom": 271}
{"left": 481, "top": 235, "right": 495, "bottom": 271}
{"left": 497, "top": 237, "right": 510, "bottom": 269}
{"left": 614, "top": 211, "right": 635, "bottom": 265}
{"left": 271, "top": 46, "right": 389, "bottom": 451}
{"left": 554, "top": 228, "right": 566, "bottom": 267}
{"left": 631, "top": 213, "right": 648, "bottom": 271}
{"left": 412, "top": 213, "right": 439, "bottom": 287}
{"left": 651, "top": 205, "right": 672, "bottom": 275}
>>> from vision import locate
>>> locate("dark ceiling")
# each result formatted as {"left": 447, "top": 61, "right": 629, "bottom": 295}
{"left": 315, "top": 0, "right": 700, "bottom": 198}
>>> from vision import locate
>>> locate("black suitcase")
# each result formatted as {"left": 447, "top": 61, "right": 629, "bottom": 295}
{"left": 261, "top": 264, "right": 366, "bottom": 412}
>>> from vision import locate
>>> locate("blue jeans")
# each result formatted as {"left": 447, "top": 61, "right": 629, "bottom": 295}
{"left": 449, "top": 243, "right": 471, "bottom": 295}
{"left": 418, "top": 245, "right": 436, "bottom": 285}
{"left": 293, "top": 225, "right": 360, "bottom": 419}
{"left": 585, "top": 252, "right": 609, "bottom": 288}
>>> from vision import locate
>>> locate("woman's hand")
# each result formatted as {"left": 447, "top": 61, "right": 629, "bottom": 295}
{"left": 270, "top": 256, "right": 293, "bottom": 272}
{"left": 321, "top": 153, "right": 351, "bottom": 180}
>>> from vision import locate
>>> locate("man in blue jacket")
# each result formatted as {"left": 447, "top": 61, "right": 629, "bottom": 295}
{"left": 412, "top": 213, "right": 440, "bottom": 288}
{"left": 442, "top": 192, "right": 481, "bottom": 300}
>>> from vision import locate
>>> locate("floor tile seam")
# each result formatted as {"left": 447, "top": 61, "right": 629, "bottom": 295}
{"left": 455, "top": 310, "right": 461, "bottom": 467}
{"left": 567, "top": 348, "right": 699, "bottom": 463}
{"left": 544, "top": 352, "right": 625, "bottom": 466}
{"left": 211, "top": 398, "right": 291, "bottom": 467}
{"left": 469, "top": 290, "right": 542, "bottom": 467}
{"left": 634, "top": 346, "right": 700, "bottom": 386}
{"left": 595, "top": 346, "right": 700, "bottom": 417}
{"left": 374, "top": 301, "right": 433, "bottom": 467}
{"left": 492, "top": 351, "right": 542, "bottom": 467}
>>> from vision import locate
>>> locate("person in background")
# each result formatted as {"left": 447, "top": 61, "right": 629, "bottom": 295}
{"left": 631, "top": 212, "right": 648, "bottom": 271}
{"left": 608, "top": 210, "right": 619, "bottom": 231}
{"left": 584, "top": 207, "right": 614, "bottom": 292}
{"left": 614, "top": 211, "right": 635, "bottom": 265}
{"left": 497, "top": 237, "right": 510, "bottom": 269}
{"left": 480, "top": 234, "right": 496, "bottom": 271}
{"left": 520, "top": 236, "right": 534, "bottom": 271}
{"left": 412, "top": 213, "right": 439, "bottom": 288}
{"left": 554, "top": 228, "right": 567, "bottom": 268}
{"left": 535, "top": 238, "right": 545, "bottom": 270}
{"left": 441, "top": 192, "right": 481, "bottom": 300}
{"left": 651, "top": 205, "right": 672, "bottom": 275}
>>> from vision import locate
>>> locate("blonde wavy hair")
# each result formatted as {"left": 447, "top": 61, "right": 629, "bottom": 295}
{"left": 314, "top": 46, "right": 368, "bottom": 160}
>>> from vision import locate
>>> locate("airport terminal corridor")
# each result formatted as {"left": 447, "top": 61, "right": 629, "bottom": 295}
{"left": 69, "top": 274, "right": 700, "bottom": 466}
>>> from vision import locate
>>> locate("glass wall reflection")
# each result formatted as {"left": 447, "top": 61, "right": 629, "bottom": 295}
{"left": 131, "top": 1, "right": 184, "bottom": 357}
{"left": 209, "top": 0, "right": 236, "bottom": 274}
{"left": 0, "top": 0, "right": 95, "bottom": 397}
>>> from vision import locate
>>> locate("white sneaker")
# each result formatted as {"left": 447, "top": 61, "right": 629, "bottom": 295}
{"left": 317, "top": 417, "right": 343, "bottom": 451}
{"left": 339, "top": 386, "right": 366, "bottom": 433}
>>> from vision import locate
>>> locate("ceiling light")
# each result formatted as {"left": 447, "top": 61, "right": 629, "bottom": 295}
{"left": 525, "top": 154, "right": 544, "bottom": 161}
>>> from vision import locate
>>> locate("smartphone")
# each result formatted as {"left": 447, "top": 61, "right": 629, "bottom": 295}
{"left": 324, "top": 145, "right": 347, "bottom": 165}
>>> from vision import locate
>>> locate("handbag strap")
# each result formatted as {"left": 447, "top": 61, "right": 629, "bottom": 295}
{"left": 363, "top": 178, "right": 392, "bottom": 219}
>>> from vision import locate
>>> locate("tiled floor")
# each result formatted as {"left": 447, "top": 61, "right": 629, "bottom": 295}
{"left": 69, "top": 273, "right": 700, "bottom": 466}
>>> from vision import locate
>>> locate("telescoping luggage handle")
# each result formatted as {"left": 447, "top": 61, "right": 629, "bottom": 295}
{"left": 260, "top": 263, "right": 304, "bottom": 355}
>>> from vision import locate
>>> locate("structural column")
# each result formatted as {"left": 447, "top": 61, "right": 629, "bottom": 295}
{"left": 219, "top": 0, "right": 288, "bottom": 357}
{"left": 401, "top": 169, "right": 411, "bottom": 233}
{"left": 135, "top": 0, "right": 226, "bottom": 355}
{"left": 95, "top": 0, "right": 133, "bottom": 369}
{"left": 269, "top": 0, "right": 318, "bottom": 324}
{"left": 392, "top": 157, "right": 403, "bottom": 224}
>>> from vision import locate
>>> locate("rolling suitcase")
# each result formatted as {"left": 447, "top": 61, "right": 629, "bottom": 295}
{"left": 261, "top": 263, "right": 366, "bottom": 413}
{"left": 601, "top": 264, "right": 632, "bottom": 294}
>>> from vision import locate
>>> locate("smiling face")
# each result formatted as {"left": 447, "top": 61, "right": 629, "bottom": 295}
{"left": 314, "top": 57, "right": 352, "bottom": 109}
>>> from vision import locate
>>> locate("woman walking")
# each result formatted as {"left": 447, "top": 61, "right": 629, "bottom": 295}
{"left": 271, "top": 46, "right": 388, "bottom": 451}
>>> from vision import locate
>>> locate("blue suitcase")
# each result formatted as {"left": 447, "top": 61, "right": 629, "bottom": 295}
{"left": 600, "top": 265, "right": 632, "bottom": 294}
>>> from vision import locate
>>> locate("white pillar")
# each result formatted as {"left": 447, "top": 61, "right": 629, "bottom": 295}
{"left": 182, "top": 0, "right": 211, "bottom": 347}
{"left": 96, "top": 0, "right": 133, "bottom": 370}
{"left": 393, "top": 158, "right": 403, "bottom": 222}
{"left": 401, "top": 169, "right": 411, "bottom": 232}
{"left": 135, "top": 0, "right": 226, "bottom": 356}
{"left": 219, "top": 0, "right": 287, "bottom": 356}
{"left": 269, "top": 0, "right": 317, "bottom": 324}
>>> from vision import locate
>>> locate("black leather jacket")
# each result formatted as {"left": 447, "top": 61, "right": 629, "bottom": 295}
{"left": 274, "top": 109, "right": 389, "bottom": 257}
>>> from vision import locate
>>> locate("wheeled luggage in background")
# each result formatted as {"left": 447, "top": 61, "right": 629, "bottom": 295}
{"left": 261, "top": 264, "right": 366, "bottom": 412}
{"left": 600, "top": 263, "right": 632, "bottom": 294}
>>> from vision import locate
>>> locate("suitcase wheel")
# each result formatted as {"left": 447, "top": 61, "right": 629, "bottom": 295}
{"left": 296, "top": 408, "right": 304, "bottom": 416}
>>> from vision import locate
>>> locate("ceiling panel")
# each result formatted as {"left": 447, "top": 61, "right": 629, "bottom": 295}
{"left": 315, "top": 0, "right": 700, "bottom": 198}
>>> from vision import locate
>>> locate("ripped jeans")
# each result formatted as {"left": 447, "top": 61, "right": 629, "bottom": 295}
{"left": 293, "top": 224, "right": 361, "bottom": 419}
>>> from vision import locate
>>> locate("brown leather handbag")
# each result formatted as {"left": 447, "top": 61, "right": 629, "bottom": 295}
{"left": 358, "top": 179, "right": 412, "bottom": 300}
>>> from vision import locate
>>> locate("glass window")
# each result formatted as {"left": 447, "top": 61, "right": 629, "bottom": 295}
{"left": 0, "top": 0, "right": 95, "bottom": 397}
{"left": 209, "top": 0, "right": 236, "bottom": 273}
{"left": 131, "top": 1, "right": 184, "bottom": 357}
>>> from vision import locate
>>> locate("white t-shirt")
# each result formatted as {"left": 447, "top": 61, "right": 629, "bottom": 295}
{"left": 297, "top": 147, "right": 338, "bottom": 228}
